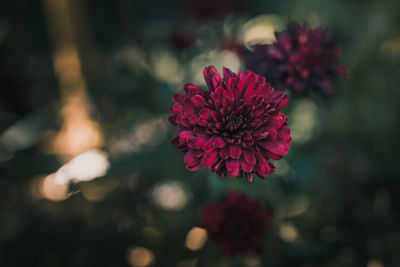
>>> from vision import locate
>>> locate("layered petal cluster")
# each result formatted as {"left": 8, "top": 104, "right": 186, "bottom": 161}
{"left": 168, "top": 66, "right": 291, "bottom": 182}
{"left": 201, "top": 191, "right": 273, "bottom": 256}
{"left": 245, "top": 22, "right": 346, "bottom": 96}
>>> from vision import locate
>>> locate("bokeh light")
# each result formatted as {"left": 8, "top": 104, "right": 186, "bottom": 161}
{"left": 127, "top": 247, "right": 155, "bottom": 267}
{"left": 366, "top": 258, "right": 384, "bottom": 267}
{"left": 185, "top": 227, "right": 207, "bottom": 251}
{"left": 243, "top": 255, "right": 262, "bottom": 267}
{"left": 283, "top": 195, "right": 309, "bottom": 218}
{"left": 240, "top": 15, "right": 283, "bottom": 47}
{"left": 51, "top": 96, "right": 104, "bottom": 161}
{"left": 151, "top": 181, "right": 189, "bottom": 211}
{"left": 151, "top": 50, "right": 183, "bottom": 84}
{"left": 279, "top": 223, "right": 299, "bottom": 243}
{"left": 53, "top": 149, "right": 110, "bottom": 184}
{"left": 290, "top": 99, "right": 318, "bottom": 144}
{"left": 39, "top": 174, "right": 69, "bottom": 201}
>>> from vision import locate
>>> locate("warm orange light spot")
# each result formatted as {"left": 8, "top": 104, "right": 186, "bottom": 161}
{"left": 39, "top": 174, "right": 68, "bottom": 201}
{"left": 366, "top": 258, "right": 384, "bottom": 267}
{"left": 127, "top": 247, "right": 154, "bottom": 267}
{"left": 51, "top": 96, "right": 103, "bottom": 161}
{"left": 54, "top": 149, "right": 109, "bottom": 184}
{"left": 42, "top": 0, "right": 103, "bottom": 161}
{"left": 185, "top": 227, "right": 207, "bottom": 251}
{"left": 279, "top": 223, "right": 298, "bottom": 242}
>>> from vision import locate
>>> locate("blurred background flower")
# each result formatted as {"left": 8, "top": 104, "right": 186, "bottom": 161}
{"left": 201, "top": 191, "right": 273, "bottom": 256}
{"left": 244, "top": 22, "right": 346, "bottom": 96}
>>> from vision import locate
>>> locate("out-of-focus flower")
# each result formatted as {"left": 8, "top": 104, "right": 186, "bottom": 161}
{"left": 168, "top": 66, "right": 291, "bottom": 182}
{"left": 245, "top": 22, "right": 346, "bottom": 96}
{"left": 201, "top": 191, "right": 273, "bottom": 256}
{"left": 184, "top": 0, "right": 246, "bottom": 20}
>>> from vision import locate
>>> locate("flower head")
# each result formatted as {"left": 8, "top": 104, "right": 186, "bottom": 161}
{"left": 168, "top": 66, "right": 291, "bottom": 182}
{"left": 201, "top": 191, "right": 273, "bottom": 255}
{"left": 244, "top": 22, "right": 346, "bottom": 96}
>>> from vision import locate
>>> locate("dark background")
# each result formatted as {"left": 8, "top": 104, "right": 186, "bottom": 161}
{"left": 0, "top": 0, "right": 400, "bottom": 266}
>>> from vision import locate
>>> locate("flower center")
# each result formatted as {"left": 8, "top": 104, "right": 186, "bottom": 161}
{"left": 225, "top": 115, "right": 244, "bottom": 133}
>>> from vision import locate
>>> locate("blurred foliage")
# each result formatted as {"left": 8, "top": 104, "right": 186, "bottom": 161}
{"left": 0, "top": 0, "right": 400, "bottom": 267}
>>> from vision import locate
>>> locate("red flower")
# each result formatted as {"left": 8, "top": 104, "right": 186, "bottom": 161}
{"left": 201, "top": 191, "right": 273, "bottom": 256}
{"left": 245, "top": 22, "right": 346, "bottom": 96}
{"left": 168, "top": 66, "right": 291, "bottom": 182}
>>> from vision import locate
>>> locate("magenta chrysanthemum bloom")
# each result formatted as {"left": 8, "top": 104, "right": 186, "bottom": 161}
{"left": 245, "top": 22, "right": 346, "bottom": 96}
{"left": 201, "top": 191, "right": 273, "bottom": 256}
{"left": 168, "top": 66, "right": 291, "bottom": 182}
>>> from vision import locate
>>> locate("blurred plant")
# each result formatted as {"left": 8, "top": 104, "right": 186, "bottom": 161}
{"left": 169, "top": 66, "right": 291, "bottom": 182}
{"left": 244, "top": 22, "right": 346, "bottom": 96}
{"left": 201, "top": 191, "right": 273, "bottom": 256}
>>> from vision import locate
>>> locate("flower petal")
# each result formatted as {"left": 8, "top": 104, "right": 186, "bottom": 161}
{"left": 241, "top": 161, "right": 254, "bottom": 172}
{"left": 242, "top": 149, "right": 256, "bottom": 164}
{"left": 277, "top": 125, "right": 291, "bottom": 142}
{"left": 187, "top": 135, "right": 204, "bottom": 149}
{"left": 246, "top": 173, "right": 254, "bottom": 183}
{"left": 184, "top": 83, "right": 203, "bottom": 96}
{"left": 202, "top": 137, "right": 215, "bottom": 152}
{"left": 223, "top": 67, "right": 236, "bottom": 82}
{"left": 191, "top": 95, "right": 206, "bottom": 108}
{"left": 213, "top": 137, "right": 226, "bottom": 148}
{"left": 186, "top": 162, "right": 202, "bottom": 171}
{"left": 267, "top": 113, "right": 287, "bottom": 129}
{"left": 229, "top": 145, "right": 242, "bottom": 159}
{"left": 219, "top": 146, "right": 229, "bottom": 160}
{"left": 226, "top": 159, "right": 240, "bottom": 173}
{"left": 204, "top": 151, "right": 219, "bottom": 168}
{"left": 184, "top": 150, "right": 200, "bottom": 167}
{"left": 203, "top": 66, "right": 222, "bottom": 91}
{"left": 172, "top": 93, "right": 185, "bottom": 103}
{"left": 259, "top": 140, "right": 290, "bottom": 156}
{"left": 199, "top": 108, "right": 212, "bottom": 120}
